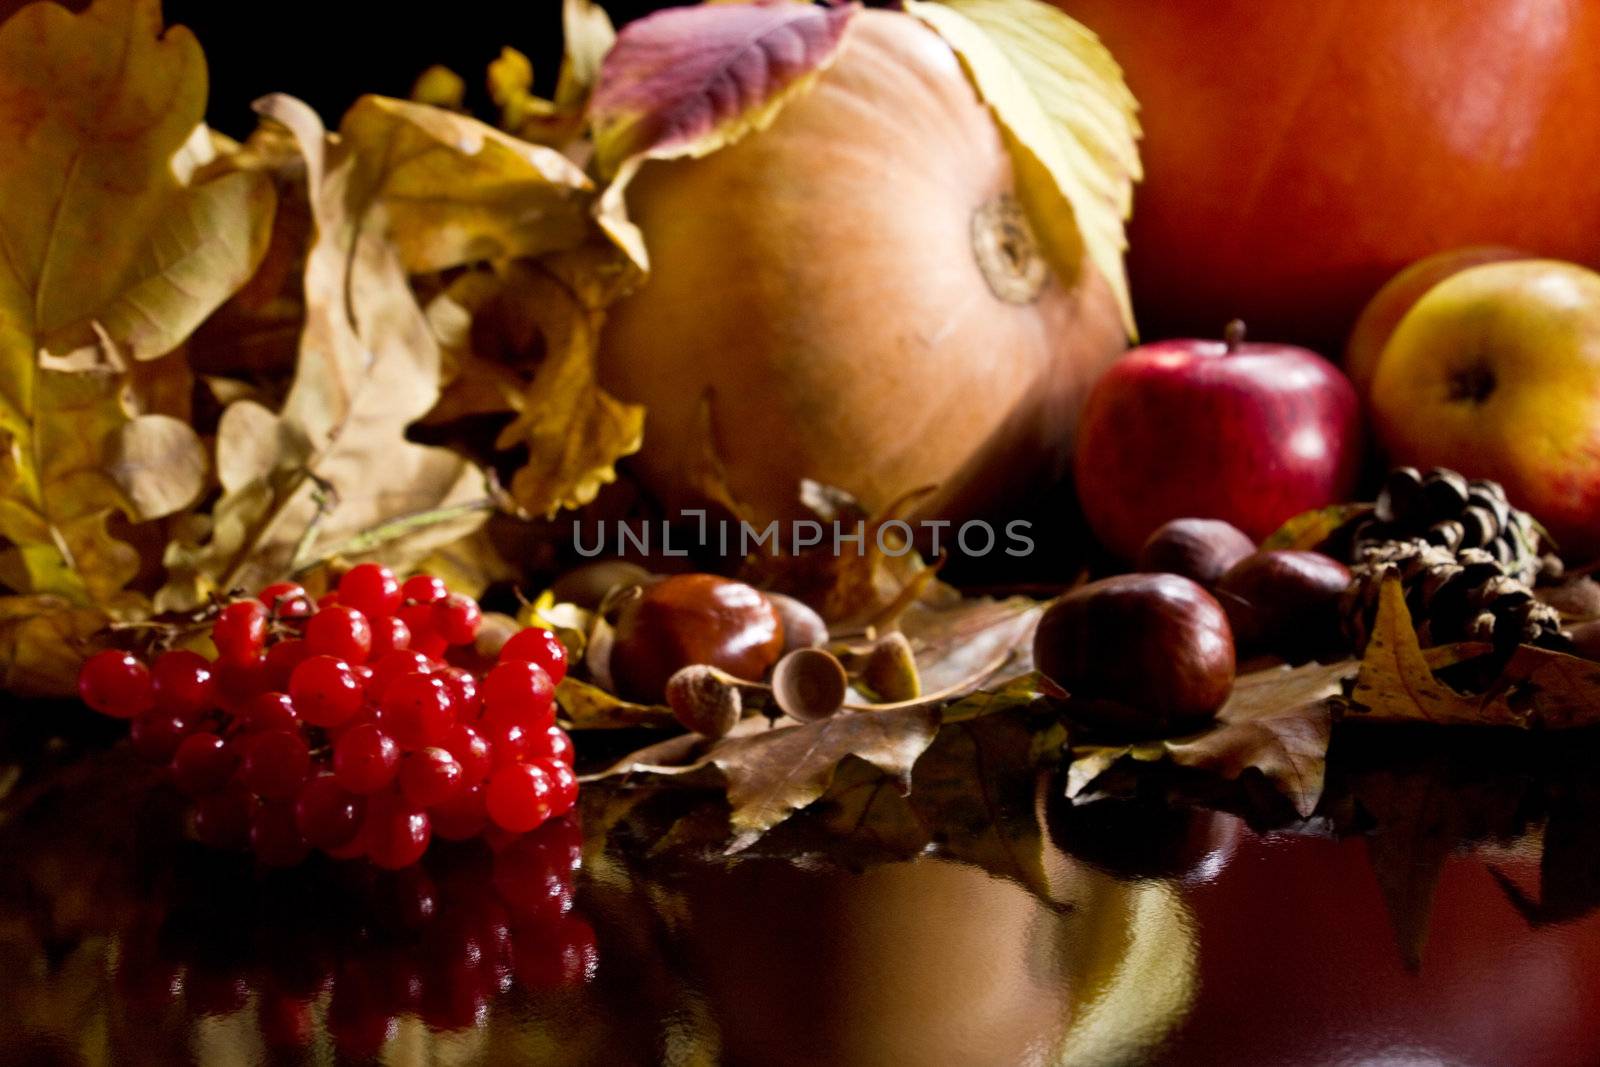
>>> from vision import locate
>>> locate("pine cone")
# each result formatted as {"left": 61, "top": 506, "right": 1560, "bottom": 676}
{"left": 1351, "top": 466, "right": 1558, "bottom": 586}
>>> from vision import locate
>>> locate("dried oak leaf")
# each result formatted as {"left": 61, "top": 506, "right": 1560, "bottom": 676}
{"left": 156, "top": 95, "right": 489, "bottom": 609}
{"left": 0, "top": 0, "right": 273, "bottom": 612}
{"left": 1260, "top": 502, "right": 1373, "bottom": 552}
{"left": 1066, "top": 659, "right": 1349, "bottom": 818}
{"left": 586, "top": 674, "right": 1046, "bottom": 848}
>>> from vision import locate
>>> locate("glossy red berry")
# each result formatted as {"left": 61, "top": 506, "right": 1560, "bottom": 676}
{"left": 259, "top": 581, "right": 313, "bottom": 619}
{"left": 295, "top": 774, "right": 365, "bottom": 850}
{"left": 333, "top": 724, "right": 400, "bottom": 795}
{"left": 400, "top": 747, "right": 464, "bottom": 808}
{"left": 498, "top": 628, "right": 568, "bottom": 684}
{"left": 150, "top": 649, "right": 214, "bottom": 717}
{"left": 431, "top": 783, "right": 489, "bottom": 841}
{"left": 401, "top": 574, "right": 448, "bottom": 605}
{"left": 213, "top": 600, "right": 269, "bottom": 663}
{"left": 242, "top": 691, "right": 298, "bottom": 733}
{"left": 263, "top": 638, "right": 312, "bottom": 690}
{"left": 130, "top": 710, "right": 192, "bottom": 763}
{"left": 171, "top": 732, "right": 236, "bottom": 795}
{"left": 78, "top": 650, "right": 155, "bottom": 719}
{"left": 525, "top": 724, "right": 575, "bottom": 768}
{"left": 479, "top": 661, "right": 555, "bottom": 734}
{"left": 188, "top": 785, "right": 254, "bottom": 849}
{"left": 367, "top": 650, "right": 433, "bottom": 704}
{"left": 535, "top": 758, "right": 579, "bottom": 817}
{"left": 381, "top": 672, "right": 455, "bottom": 750}
{"left": 481, "top": 720, "right": 531, "bottom": 768}
{"left": 438, "top": 667, "right": 480, "bottom": 719}
{"left": 240, "top": 729, "right": 311, "bottom": 801}
{"left": 433, "top": 593, "right": 482, "bottom": 646}
{"left": 289, "top": 655, "right": 364, "bottom": 728}
{"left": 339, "top": 563, "right": 402, "bottom": 620}
{"left": 370, "top": 615, "right": 411, "bottom": 658}
{"left": 363, "top": 793, "right": 432, "bottom": 870}
{"left": 443, "top": 723, "right": 492, "bottom": 784}
{"left": 212, "top": 653, "right": 270, "bottom": 714}
{"left": 306, "top": 605, "right": 373, "bottom": 664}
{"left": 486, "top": 762, "right": 554, "bottom": 833}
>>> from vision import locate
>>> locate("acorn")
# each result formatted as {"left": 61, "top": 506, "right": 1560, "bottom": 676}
{"left": 1214, "top": 549, "right": 1352, "bottom": 661}
{"left": 1033, "top": 573, "right": 1235, "bottom": 736}
{"left": 609, "top": 574, "right": 784, "bottom": 703}
{"left": 1136, "top": 518, "right": 1256, "bottom": 588}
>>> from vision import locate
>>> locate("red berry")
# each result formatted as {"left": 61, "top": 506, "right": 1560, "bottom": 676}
{"left": 498, "top": 627, "right": 568, "bottom": 684}
{"left": 535, "top": 758, "right": 579, "bottom": 817}
{"left": 486, "top": 762, "right": 554, "bottom": 833}
{"left": 431, "top": 782, "right": 488, "bottom": 841}
{"left": 525, "top": 725, "right": 575, "bottom": 768}
{"left": 240, "top": 729, "right": 311, "bottom": 801}
{"left": 306, "top": 605, "right": 373, "bottom": 664}
{"left": 188, "top": 785, "right": 255, "bottom": 849}
{"left": 400, "top": 747, "right": 464, "bottom": 808}
{"left": 250, "top": 802, "right": 311, "bottom": 867}
{"left": 339, "top": 563, "right": 402, "bottom": 620}
{"left": 368, "top": 650, "right": 433, "bottom": 704}
{"left": 443, "top": 723, "right": 491, "bottom": 784}
{"left": 289, "top": 655, "right": 364, "bottom": 728}
{"left": 213, "top": 653, "right": 270, "bottom": 714}
{"left": 323, "top": 832, "right": 368, "bottom": 861}
{"left": 333, "top": 723, "right": 400, "bottom": 794}
{"left": 213, "top": 600, "right": 269, "bottom": 663}
{"left": 438, "top": 667, "right": 480, "bottom": 719}
{"left": 317, "top": 591, "right": 340, "bottom": 609}
{"left": 479, "top": 661, "right": 555, "bottom": 734}
{"left": 263, "top": 637, "right": 312, "bottom": 690}
{"left": 481, "top": 720, "right": 531, "bottom": 768}
{"left": 259, "top": 581, "right": 313, "bottom": 619}
{"left": 295, "top": 774, "right": 365, "bottom": 850}
{"left": 381, "top": 672, "right": 455, "bottom": 750}
{"left": 370, "top": 615, "right": 411, "bottom": 658}
{"left": 401, "top": 574, "right": 448, "bottom": 604}
{"left": 78, "top": 650, "right": 155, "bottom": 719}
{"left": 150, "top": 650, "right": 214, "bottom": 717}
{"left": 363, "top": 793, "right": 432, "bottom": 870}
{"left": 242, "top": 691, "right": 298, "bottom": 733}
{"left": 130, "top": 710, "right": 192, "bottom": 763}
{"left": 433, "top": 593, "right": 482, "bottom": 646}
{"left": 171, "top": 731, "right": 236, "bottom": 795}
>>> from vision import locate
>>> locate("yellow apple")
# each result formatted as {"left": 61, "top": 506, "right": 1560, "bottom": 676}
{"left": 1371, "top": 258, "right": 1600, "bottom": 555}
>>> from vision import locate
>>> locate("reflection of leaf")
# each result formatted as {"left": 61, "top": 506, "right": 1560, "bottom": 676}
{"left": 590, "top": 0, "right": 858, "bottom": 270}
{"left": 907, "top": 0, "right": 1140, "bottom": 331}
{"left": 1261, "top": 502, "right": 1373, "bottom": 551}
{"left": 1067, "top": 660, "right": 1348, "bottom": 818}
{"left": 0, "top": 0, "right": 272, "bottom": 607}
{"left": 157, "top": 95, "right": 489, "bottom": 608}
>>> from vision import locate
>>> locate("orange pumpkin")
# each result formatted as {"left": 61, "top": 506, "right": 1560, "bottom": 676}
{"left": 1054, "top": 0, "right": 1600, "bottom": 347}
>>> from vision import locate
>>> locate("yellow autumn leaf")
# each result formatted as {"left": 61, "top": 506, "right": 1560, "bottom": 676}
{"left": 492, "top": 0, "right": 616, "bottom": 146}
{"left": 0, "top": 0, "right": 273, "bottom": 608}
{"left": 157, "top": 94, "right": 492, "bottom": 608}
{"left": 906, "top": 0, "right": 1141, "bottom": 334}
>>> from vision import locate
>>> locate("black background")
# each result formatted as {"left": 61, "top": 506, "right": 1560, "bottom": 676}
{"left": 162, "top": 1, "right": 676, "bottom": 136}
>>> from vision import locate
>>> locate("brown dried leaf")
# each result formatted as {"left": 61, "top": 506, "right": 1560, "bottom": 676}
{"left": 1260, "top": 502, "right": 1374, "bottom": 551}
{"left": 1066, "top": 660, "right": 1349, "bottom": 818}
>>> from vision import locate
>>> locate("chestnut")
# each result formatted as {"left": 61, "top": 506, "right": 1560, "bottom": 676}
{"left": 1033, "top": 573, "right": 1235, "bottom": 735}
{"left": 1136, "top": 518, "right": 1257, "bottom": 588}
{"left": 609, "top": 574, "right": 784, "bottom": 703}
{"left": 1214, "top": 549, "right": 1352, "bottom": 661}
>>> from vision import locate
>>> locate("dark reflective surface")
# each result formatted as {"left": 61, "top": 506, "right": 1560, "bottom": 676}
{"left": 4, "top": 712, "right": 1600, "bottom": 1066}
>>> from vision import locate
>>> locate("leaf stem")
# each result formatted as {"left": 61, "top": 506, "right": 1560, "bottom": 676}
{"left": 289, "top": 496, "right": 498, "bottom": 578}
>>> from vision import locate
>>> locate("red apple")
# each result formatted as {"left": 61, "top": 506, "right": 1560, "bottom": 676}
{"left": 1074, "top": 324, "right": 1362, "bottom": 557}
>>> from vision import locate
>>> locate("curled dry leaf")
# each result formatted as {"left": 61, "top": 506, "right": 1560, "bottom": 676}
{"left": 906, "top": 0, "right": 1141, "bottom": 331}
{"left": 1066, "top": 659, "right": 1351, "bottom": 818}
{"left": 557, "top": 675, "right": 675, "bottom": 731}
{"left": 1260, "top": 502, "right": 1374, "bottom": 552}
{"left": 491, "top": 0, "right": 616, "bottom": 149}
{"left": 156, "top": 95, "right": 493, "bottom": 609}
{"left": 770, "top": 648, "right": 848, "bottom": 722}
{"left": 0, "top": 0, "right": 272, "bottom": 618}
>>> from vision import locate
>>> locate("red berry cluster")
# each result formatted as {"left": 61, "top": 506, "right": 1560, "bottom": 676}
{"left": 77, "top": 564, "right": 577, "bottom": 868}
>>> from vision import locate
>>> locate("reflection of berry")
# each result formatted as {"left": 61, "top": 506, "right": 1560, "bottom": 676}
{"left": 78, "top": 571, "right": 582, "bottom": 870}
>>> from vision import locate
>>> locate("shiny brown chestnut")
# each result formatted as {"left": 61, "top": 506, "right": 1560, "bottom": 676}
{"left": 610, "top": 574, "right": 784, "bottom": 703}
{"left": 1033, "top": 573, "right": 1235, "bottom": 735}
{"left": 1214, "top": 549, "right": 1352, "bottom": 661}
{"left": 1136, "top": 518, "right": 1257, "bottom": 588}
